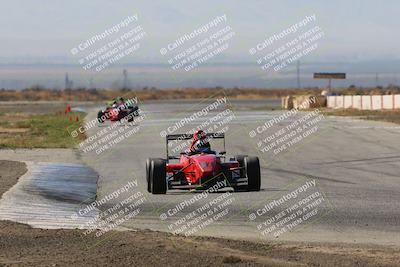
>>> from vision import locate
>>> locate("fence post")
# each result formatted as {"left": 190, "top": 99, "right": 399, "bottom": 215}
{"left": 351, "top": 95, "right": 353, "bottom": 108}
{"left": 343, "top": 95, "right": 345, "bottom": 109}
{"left": 370, "top": 96, "right": 373, "bottom": 110}
{"left": 393, "top": 94, "right": 395, "bottom": 110}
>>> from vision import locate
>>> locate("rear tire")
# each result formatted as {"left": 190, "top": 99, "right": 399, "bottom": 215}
{"left": 245, "top": 156, "right": 261, "bottom": 191}
{"left": 150, "top": 159, "right": 167, "bottom": 194}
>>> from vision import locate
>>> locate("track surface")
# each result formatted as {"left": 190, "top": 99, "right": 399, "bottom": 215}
{"left": 82, "top": 99, "right": 400, "bottom": 245}
{"left": 0, "top": 162, "right": 98, "bottom": 229}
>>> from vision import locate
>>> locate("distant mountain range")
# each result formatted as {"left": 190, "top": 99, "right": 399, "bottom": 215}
{"left": 0, "top": 60, "right": 399, "bottom": 89}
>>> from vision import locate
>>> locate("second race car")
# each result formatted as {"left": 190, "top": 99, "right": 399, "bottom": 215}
{"left": 97, "top": 97, "right": 139, "bottom": 123}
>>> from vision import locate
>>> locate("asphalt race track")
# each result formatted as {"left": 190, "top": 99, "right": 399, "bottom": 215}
{"left": 81, "top": 99, "right": 400, "bottom": 245}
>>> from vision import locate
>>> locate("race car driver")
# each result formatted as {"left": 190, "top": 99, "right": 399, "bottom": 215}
{"left": 189, "top": 130, "right": 213, "bottom": 154}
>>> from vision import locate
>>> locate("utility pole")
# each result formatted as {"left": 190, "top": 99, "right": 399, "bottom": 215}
{"left": 65, "top": 73, "right": 72, "bottom": 90}
{"left": 123, "top": 69, "right": 128, "bottom": 90}
{"left": 65, "top": 73, "right": 69, "bottom": 90}
{"left": 375, "top": 72, "right": 379, "bottom": 87}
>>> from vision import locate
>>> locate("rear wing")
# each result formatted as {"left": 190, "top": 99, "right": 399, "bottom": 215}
{"left": 166, "top": 132, "right": 225, "bottom": 160}
{"left": 166, "top": 132, "right": 225, "bottom": 141}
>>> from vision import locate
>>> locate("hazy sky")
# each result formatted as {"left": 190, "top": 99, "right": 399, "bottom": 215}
{"left": 1, "top": 0, "right": 399, "bottom": 63}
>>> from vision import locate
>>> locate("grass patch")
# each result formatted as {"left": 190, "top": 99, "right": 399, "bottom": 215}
{"left": 0, "top": 112, "right": 86, "bottom": 148}
{"left": 320, "top": 108, "right": 400, "bottom": 125}
{"left": 222, "top": 256, "right": 242, "bottom": 264}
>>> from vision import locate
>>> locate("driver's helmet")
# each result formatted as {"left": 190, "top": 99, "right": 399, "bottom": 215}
{"left": 191, "top": 130, "right": 210, "bottom": 153}
{"left": 195, "top": 130, "right": 206, "bottom": 141}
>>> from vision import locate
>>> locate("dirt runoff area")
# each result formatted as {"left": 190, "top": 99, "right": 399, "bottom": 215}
{"left": 0, "top": 160, "right": 399, "bottom": 267}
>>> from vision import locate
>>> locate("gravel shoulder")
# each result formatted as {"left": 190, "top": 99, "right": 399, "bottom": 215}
{"left": 0, "top": 160, "right": 27, "bottom": 198}
{"left": 0, "top": 159, "right": 399, "bottom": 266}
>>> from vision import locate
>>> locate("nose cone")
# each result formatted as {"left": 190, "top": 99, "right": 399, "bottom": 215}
{"left": 194, "top": 154, "right": 216, "bottom": 175}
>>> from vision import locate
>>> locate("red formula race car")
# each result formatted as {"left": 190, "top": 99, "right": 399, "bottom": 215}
{"left": 146, "top": 131, "right": 261, "bottom": 194}
{"left": 97, "top": 98, "right": 139, "bottom": 123}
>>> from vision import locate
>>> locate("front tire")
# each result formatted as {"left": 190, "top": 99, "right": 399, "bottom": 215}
{"left": 234, "top": 155, "right": 247, "bottom": 176}
{"left": 118, "top": 110, "right": 128, "bottom": 122}
{"left": 146, "top": 158, "right": 152, "bottom": 193}
{"left": 150, "top": 159, "right": 167, "bottom": 194}
{"left": 232, "top": 155, "right": 247, "bottom": 192}
{"left": 245, "top": 156, "right": 261, "bottom": 191}
{"left": 97, "top": 110, "right": 105, "bottom": 123}
{"left": 127, "top": 110, "right": 135, "bottom": 122}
